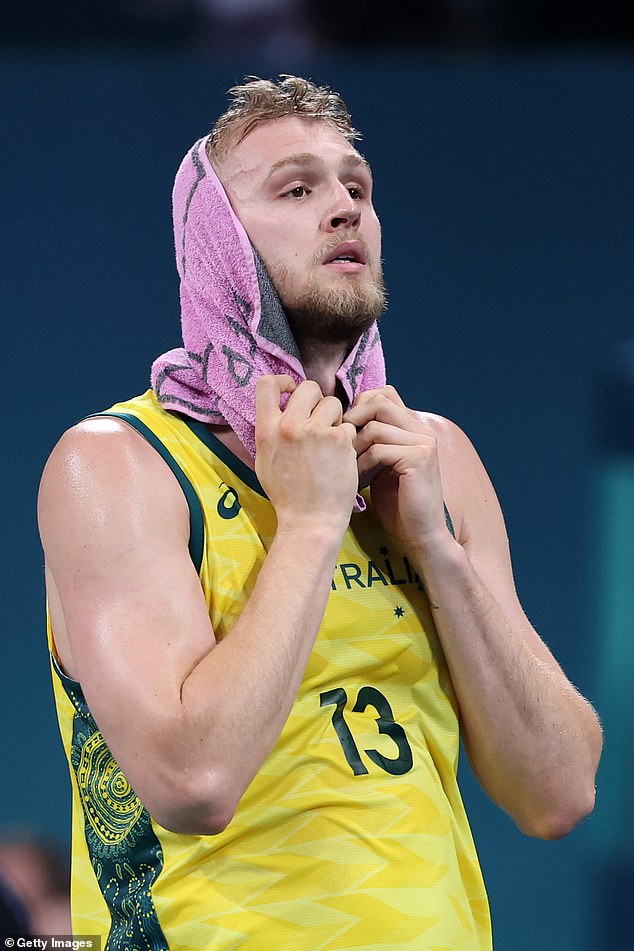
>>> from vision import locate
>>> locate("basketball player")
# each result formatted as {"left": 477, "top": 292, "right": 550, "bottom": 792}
{"left": 38, "top": 76, "right": 602, "bottom": 949}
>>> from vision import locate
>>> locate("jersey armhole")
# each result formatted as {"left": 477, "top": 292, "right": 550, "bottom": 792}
{"left": 89, "top": 411, "right": 205, "bottom": 575}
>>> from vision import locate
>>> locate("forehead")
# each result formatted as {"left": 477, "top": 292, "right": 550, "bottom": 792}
{"left": 219, "top": 115, "right": 369, "bottom": 188}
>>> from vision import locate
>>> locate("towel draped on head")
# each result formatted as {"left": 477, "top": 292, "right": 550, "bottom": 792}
{"left": 151, "top": 136, "right": 386, "bottom": 461}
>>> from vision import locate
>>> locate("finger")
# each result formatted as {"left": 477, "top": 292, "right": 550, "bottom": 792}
{"left": 357, "top": 442, "right": 432, "bottom": 482}
{"left": 338, "top": 420, "right": 358, "bottom": 444}
{"left": 256, "top": 374, "right": 298, "bottom": 418}
{"left": 344, "top": 395, "right": 422, "bottom": 432}
{"left": 354, "top": 421, "right": 436, "bottom": 456}
{"left": 350, "top": 385, "right": 407, "bottom": 411}
{"left": 333, "top": 421, "right": 359, "bottom": 456}
{"left": 355, "top": 444, "right": 397, "bottom": 488}
{"left": 309, "top": 394, "right": 344, "bottom": 427}
{"left": 282, "top": 379, "right": 326, "bottom": 418}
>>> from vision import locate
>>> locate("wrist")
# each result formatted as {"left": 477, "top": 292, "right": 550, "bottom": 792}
{"left": 274, "top": 514, "right": 348, "bottom": 552}
{"left": 405, "top": 530, "right": 470, "bottom": 600}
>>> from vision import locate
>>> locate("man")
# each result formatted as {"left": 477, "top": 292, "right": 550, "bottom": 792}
{"left": 38, "top": 76, "right": 602, "bottom": 950}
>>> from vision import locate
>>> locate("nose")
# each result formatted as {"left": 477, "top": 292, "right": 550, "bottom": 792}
{"left": 322, "top": 182, "right": 361, "bottom": 233}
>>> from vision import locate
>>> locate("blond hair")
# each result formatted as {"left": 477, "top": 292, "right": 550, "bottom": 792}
{"left": 206, "top": 74, "right": 360, "bottom": 164}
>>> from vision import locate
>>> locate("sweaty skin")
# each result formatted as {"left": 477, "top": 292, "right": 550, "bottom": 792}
{"left": 39, "top": 116, "right": 601, "bottom": 840}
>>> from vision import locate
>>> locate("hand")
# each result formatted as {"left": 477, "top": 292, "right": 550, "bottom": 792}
{"left": 255, "top": 375, "right": 359, "bottom": 532}
{"left": 344, "top": 386, "right": 449, "bottom": 554}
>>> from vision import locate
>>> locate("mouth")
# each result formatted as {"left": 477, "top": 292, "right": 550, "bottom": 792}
{"left": 322, "top": 240, "right": 367, "bottom": 272}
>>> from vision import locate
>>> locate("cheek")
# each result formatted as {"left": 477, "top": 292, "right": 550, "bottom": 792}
{"left": 240, "top": 216, "right": 270, "bottom": 254}
{"left": 365, "top": 208, "right": 381, "bottom": 241}
{"left": 368, "top": 220, "right": 382, "bottom": 262}
{"left": 231, "top": 205, "right": 309, "bottom": 279}
{"left": 255, "top": 225, "right": 301, "bottom": 266}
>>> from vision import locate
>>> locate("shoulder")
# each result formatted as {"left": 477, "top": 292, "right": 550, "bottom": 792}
{"left": 38, "top": 416, "right": 189, "bottom": 549}
{"left": 411, "top": 410, "right": 479, "bottom": 465}
{"left": 40, "top": 415, "right": 172, "bottom": 494}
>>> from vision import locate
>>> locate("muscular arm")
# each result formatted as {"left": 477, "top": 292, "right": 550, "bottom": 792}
{"left": 345, "top": 388, "right": 602, "bottom": 840}
{"left": 38, "top": 377, "right": 359, "bottom": 835}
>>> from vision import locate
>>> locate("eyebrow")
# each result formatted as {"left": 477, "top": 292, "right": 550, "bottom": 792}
{"left": 266, "top": 151, "right": 372, "bottom": 179}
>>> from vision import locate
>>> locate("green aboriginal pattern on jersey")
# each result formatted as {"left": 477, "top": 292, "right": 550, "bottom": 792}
{"left": 64, "top": 679, "right": 168, "bottom": 951}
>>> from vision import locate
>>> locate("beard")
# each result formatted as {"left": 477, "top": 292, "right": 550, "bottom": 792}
{"left": 285, "top": 273, "right": 387, "bottom": 344}
{"left": 266, "top": 250, "right": 387, "bottom": 346}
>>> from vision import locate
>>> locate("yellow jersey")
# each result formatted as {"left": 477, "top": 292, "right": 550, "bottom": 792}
{"left": 48, "top": 389, "right": 491, "bottom": 950}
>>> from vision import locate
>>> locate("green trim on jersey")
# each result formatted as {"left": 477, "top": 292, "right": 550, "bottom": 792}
{"left": 51, "top": 390, "right": 490, "bottom": 949}
{"left": 95, "top": 411, "right": 205, "bottom": 574}
{"left": 182, "top": 417, "right": 267, "bottom": 498}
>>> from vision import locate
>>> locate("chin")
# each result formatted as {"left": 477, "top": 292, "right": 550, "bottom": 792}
{"left": 284, "top": 281, "right": 386, "bottom": 344}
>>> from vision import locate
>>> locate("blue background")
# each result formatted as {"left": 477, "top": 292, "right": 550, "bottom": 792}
{"left": 2, "top": 50, "right": 633, "bottom": 948}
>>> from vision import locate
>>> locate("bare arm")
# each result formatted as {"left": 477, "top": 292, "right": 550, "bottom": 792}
{"left": 344, "top": 387, "right": 602, "bottom": 840}
{"left": 38, "top": 377, "right": 359, "bottom": 835}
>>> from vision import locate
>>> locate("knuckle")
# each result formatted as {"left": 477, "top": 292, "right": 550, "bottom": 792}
{"left": 334, "top": 424, "right": 354, "bottom": 447}
{"left": 364, "top": 444, "right": 380, "bottom": 465}
{"left": 278, "top": 415, "right": 298, "bottom": 441}
{"left": 304, "top": 419, "right": 323, "bottom": 438}
{"left": 412, "top": 441, "right": 437, "bottom": 463}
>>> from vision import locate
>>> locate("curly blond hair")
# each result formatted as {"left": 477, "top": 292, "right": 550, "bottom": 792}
{"left": 206, "top": 74, "right": 360, "bottom": 164}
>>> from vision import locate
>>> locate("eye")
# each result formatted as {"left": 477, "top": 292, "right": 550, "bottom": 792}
{"left": 284, "top": 185, "right": 310, "bottom": 199}
{"left": 347, "top": 185, "right": 364, "bottom": 200}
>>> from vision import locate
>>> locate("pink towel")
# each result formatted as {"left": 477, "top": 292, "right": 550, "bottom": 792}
{"left": 151, "top": 136, "right": 386, "bottom": 461}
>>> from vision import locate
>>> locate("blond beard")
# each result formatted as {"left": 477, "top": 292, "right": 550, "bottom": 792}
{"left": 269, "top": 261, "right": 387, "bottom": 345}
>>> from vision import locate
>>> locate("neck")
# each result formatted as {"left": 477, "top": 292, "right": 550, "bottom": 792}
{"left": 210, "top": 338, "right": 354, "bottom": 468}
{"left": 299, "top": 339, "right": 351, "bottom": 397}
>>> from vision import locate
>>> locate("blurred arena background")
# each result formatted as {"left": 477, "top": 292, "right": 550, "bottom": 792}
{"left": 1, "top": 2, "right": 633, "bottom": 944}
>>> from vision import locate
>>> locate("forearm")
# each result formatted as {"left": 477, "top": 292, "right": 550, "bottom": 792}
{"left": 154, "top": 521, "right": 344, "bottom": 833}
{"left": 410, "top": 532, "right": 602, "bottom": 838}
{"left": 345, "top": 389, "right": 601, "bottom": 836}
